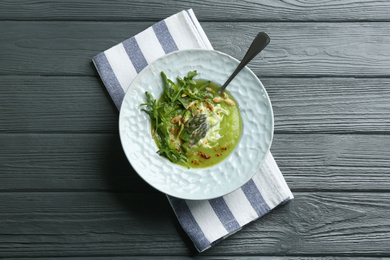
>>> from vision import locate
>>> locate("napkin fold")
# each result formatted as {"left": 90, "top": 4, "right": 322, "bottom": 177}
{"left": 93, "top": 9, "right": 293, "bottom": 252}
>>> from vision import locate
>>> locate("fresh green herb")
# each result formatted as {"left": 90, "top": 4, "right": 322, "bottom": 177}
{"left": 141, "top": 70, "right": 239, "bottom": 169}
{"left": 140, "top": 90, "right": 189, "bottom": 167}
{"left": 161, "top": 71, "right": 198, "bottom": 103}
{"left": 141, "top": 71, "right": 206, "bottom": 168}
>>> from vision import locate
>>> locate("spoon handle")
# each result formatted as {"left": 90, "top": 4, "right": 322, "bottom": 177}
{"left": 218, "top": 32, "right": 270, "bottom": 94}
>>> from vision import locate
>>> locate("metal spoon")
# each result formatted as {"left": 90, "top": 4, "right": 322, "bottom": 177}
{"left": 218, "top": 32, "right": 270, "bottom": 94}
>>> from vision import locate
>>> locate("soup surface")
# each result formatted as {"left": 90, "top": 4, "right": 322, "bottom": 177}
{"left": 141, "top": 71, "right": 242, "bottom": 169}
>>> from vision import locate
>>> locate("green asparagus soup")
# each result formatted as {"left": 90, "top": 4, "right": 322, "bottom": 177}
{"left": 141, "top": 71, "right": 242, "bottom": 169}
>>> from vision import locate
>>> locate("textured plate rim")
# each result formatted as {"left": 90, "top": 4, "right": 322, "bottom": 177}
{"left": 119, "top": 49, "right": 274, "bottom": 200}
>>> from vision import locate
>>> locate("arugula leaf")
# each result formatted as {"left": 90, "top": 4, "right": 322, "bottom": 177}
{"left": 178, "top": 110, "right": 191, "bottom": 138}
{"left": 141, "top": 90, "right": 190, "bottom": 168}
{"left": 162, "top": 70, "right": 200, "bottom": 103}
{"left": 176, "top": 97, "right": 187, "bottom": 108}
{"left": 162, "top": 72, "right": 175, "bottom": 102}
{"left": 185, "top": 70, "right": 198, "bottom": 80}
{"left": 197, "top": 81, "right": 210, "bottom": 91}
{"left": 140, "top": 91, "right": 160, "bottom": 131}
{"left": 172, "top": 80, "right": 186, "bottom": 102}
{"left": 157, "top": 147, "right": 189, "bottom": 168}
{"left": 141, "top": 70, "right": 210, "bottom": 169}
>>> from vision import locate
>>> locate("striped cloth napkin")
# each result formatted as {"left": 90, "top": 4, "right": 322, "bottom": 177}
{"left": 92, "top": 9, "right": 293, "bottom": 252}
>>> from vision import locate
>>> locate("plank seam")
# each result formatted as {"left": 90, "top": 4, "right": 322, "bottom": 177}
{"left": 2, "top": 19, "right": 390, "bottom": 23}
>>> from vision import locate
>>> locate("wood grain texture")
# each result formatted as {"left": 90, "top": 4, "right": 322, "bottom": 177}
{"left": 1, "top": 22, "right": 390, "bottom": 77}
{"left": 0, "top": 76, "right": 118, "bottom": 133}
{"left": 0, "top": 192, "right": 388, "bottom": 257}
{"left": 1, "top": 0, "right": 389, "bottom": 258}
{"left": 0, "top": 133, "right": 389, "bottom": 192}
{"left": 265, "top": 77, "right": 390, "bottom": 134}
{"left": 1, "top": 0, "right": 390, "bottom": 22}
{"left": 5, "top": 257, "right": 389, "bottom": 260}
{"left": 1, "top": 76, "right": 389, "bottom": 134}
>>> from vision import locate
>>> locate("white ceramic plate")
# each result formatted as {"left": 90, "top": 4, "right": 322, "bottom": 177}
{"left": 119, "top": 49, "right": 273, "bottom": 200}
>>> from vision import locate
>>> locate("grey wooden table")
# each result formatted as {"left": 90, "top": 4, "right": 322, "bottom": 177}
{"left": 1, "top": 1, "right": 390, "bottom": 259}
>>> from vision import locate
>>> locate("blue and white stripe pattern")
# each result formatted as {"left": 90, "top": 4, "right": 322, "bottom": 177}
{"left": 92, "top": 9, "right": 293, "bottom": 252}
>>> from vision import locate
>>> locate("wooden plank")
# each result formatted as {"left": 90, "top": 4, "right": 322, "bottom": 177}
{"left": 1, "top": 76, "right": 389, "bottom": 134}
{"left": 1, "top": 1, "right": 390, "bottom": 22}
{"left": 1, "top": 22, "right": 390, "bottom": 77}
{"left": 5, "top": 258, "right": 385, "bottom": 260}
{"left": 0, "top": 133, "right": 153, "bottom": 193}
{"left": 264, "top": 77, "right": 390, "bottom": 134}
{"left": 0, "top": 76, "right": 118, "bottom": 133}
{"left": 273, "top": 134, "right": 390, "bottom": 191}
{"left": 2, "top": 256, "right": 386, "bottom": 259}
{"left": 0, "top": 133, "right": 389, "bottom": 192}
{"left": 0, "top": 192, "right": 388, "bottom": 257}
